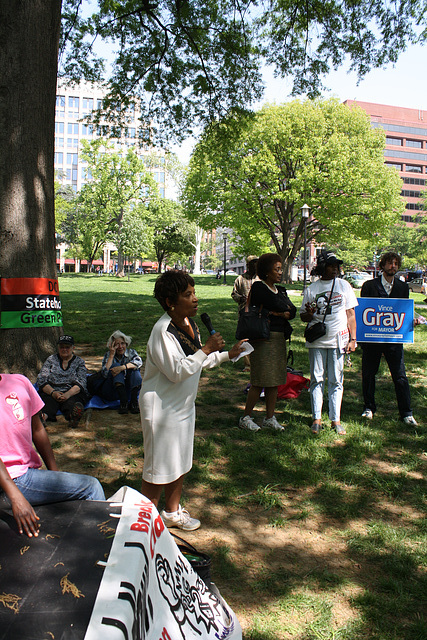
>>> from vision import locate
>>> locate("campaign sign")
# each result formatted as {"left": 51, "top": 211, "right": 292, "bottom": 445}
{"left": 0, "top": 277, "right": 63, "bottom": 328}
{"left": 84, "top": 487, "right": 242, "bottom": 640}
{"left": 356, "top": 298, "right": 414, "bottom": 343}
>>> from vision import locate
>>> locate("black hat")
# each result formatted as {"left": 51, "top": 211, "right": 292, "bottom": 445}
{"left": 58, "top": 335, "right": 74, "bottom": 346}
{"left": 317, "top": 250, "right": 343, "bottom": 267}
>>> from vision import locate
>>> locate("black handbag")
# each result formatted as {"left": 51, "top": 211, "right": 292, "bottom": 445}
{"left": 235, "top": 290, "right": 270, "bottom": 341}
{"left": 304, "top": 321, "right": 327, "bottom": 343}
{"left": 304, "top": 278, "right": 336, "bottom": 343}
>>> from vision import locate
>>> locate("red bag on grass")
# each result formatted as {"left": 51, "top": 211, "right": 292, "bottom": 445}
{"left": 277, "top": 372, "right": 309, "bottom": 399}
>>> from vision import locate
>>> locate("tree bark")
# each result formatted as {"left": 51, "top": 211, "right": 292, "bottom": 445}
{"left": 0, "top": 1, "right": 62, "bottom": 379}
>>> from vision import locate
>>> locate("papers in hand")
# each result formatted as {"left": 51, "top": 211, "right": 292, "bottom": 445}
{"left": 231, "top": 341, "right": 254, "bottom": 362}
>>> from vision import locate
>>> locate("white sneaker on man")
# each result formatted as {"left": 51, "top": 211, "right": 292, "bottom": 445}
{"left": 403, "top": 415, "right": 418, "bottom": 426}
{"left": 262, "top": 416, "right": 285, "bottom": 431}
{"left": 239, "top": 415, "right": 260, "bottom": 431}
{"left": 361, "top": 409, "right": 373, "bottom": 419}
{"left": 160, "top": 505, "right": 201, "bottom": 531}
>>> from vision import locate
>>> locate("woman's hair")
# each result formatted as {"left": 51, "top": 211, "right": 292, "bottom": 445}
{"left": 379, "top": 252, "right": 401, "bottom": 270}
{"left": 256, "top": 253, "right": 282, "bottom": 281}
{"left": 154, "top": 270, "right": 195, "bottom": 310}
{"left": 107, "top": 330, "right": 132, "bottom": 349}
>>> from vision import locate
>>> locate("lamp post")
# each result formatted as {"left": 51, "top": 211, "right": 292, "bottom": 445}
{"left": 301, "top": 203, "right": 310, "bottom": 292}
{"left": 222, "top": 231, "right": 228, "bottom": 284}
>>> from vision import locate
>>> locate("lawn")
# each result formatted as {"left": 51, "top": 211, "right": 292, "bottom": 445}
{"left": 52, "top": 273, "right": 426, "bottom": 639}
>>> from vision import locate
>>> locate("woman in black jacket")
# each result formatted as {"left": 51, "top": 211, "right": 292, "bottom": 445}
{"left": 239, "top": 253, "right": 296, "bottom": 432}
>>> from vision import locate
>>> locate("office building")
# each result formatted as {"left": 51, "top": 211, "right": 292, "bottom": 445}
{"left": 344, "top": 101, "right": 427, "bottom": 224}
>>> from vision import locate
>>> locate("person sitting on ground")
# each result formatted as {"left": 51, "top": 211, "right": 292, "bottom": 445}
{"left": 95, "top": 330, "right": 143, "bottom": 415}
{"left": 37, "top": 335, "right": 88, "bottom": 428}
{"left": 0, "top": 373, "right": 105, "bottom": 538}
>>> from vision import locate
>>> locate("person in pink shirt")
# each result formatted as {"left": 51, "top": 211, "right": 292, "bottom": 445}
{"left": 0, "top": 373, "right": 104, "bottom": 537}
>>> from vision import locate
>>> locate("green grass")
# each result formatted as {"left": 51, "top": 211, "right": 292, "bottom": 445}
{"left": 56, "top": 273, "right": 427, "bottom": 639}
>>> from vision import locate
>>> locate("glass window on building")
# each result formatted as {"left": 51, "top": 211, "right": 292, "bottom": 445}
{"left": 82, "top": 124, "right": 93, "bottom": 136}
{"left": 68, "top": 96, "right": 79, "bottom": 115}
{"left": 54, "top": 152, "right": 63, "bottom": 165}
{"left": 386, "top": 137, "right": 402, "bottom": 146}
{"left": 386, "top": 162, "right": 402, "bottom": 171}
{"left": 55, "top": 137, "right": 64, "bottom": 148}
{"left": 97, "top": 99, "right": 103, "bottom": 110}
{"left": 55, "top": 122, "right": 64, "bottom": 134}
{"left": 82, "top": 97, "right": 94, "bottom": 112}
{"left": 406, "top": 139, "right": 422, "bottom": 148}
{"left": 67, "top": 153, "right": 78, "bottom": 165}
{"left": 405, "top": 164, "right": 423, "bottom": 173}
{"left": 55, "top": 95, "right": 65, "bottom": 117}
{"left": 159, "top": 186, "right": 165, "bottom": 197}
{"left": 67, "top": 123, "right": 79, "bottom": 135}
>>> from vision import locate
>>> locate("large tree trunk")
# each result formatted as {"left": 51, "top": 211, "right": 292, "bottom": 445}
{"left": 0, "top": 1, "right": 62, "bottom": 379}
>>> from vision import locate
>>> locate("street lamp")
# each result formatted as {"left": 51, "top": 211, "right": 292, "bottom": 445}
{"left": 222, "top": 231, "right": 228, "bottom": 284}
{"left": 301, "top": 203, "right": 310, "bottom": 292}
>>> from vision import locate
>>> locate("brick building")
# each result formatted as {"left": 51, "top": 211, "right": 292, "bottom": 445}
{"left": 344, "top": 101, "right": 427, "bottom": 224}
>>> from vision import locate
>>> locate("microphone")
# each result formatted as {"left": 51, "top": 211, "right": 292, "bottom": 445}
{"left": 200, "top": 313, "right": 216, "bottom": 335}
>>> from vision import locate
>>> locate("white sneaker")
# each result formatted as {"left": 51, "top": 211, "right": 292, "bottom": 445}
{"left": 160, "top": 506, "right": 201, "bottom": 531}
{"left": 403, "top": 416, "right": 418, "bottom": 426}
{"left": 262, "top": 416, "right": 285, "bottom": 431}
{"left": 239, "top": 415, "right": 260, "bottom": 431}
{"left": 361, "top": 409, "right": 373, "bottom": 419}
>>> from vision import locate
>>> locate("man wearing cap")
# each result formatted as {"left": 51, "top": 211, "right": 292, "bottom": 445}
{"left": 360, "top": 251, "right": 417, "bottom": 426}
{"left": 36, "top": 335, "right": 88, "bottom": 428}
{"left": 300, "top": 250, "right": 358, "bottom": 435}
{"left": 0, "top": 372, "right": 105, "bottom": 538}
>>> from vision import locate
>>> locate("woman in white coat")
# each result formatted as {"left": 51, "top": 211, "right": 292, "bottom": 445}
{"left": 139, "top": 270, "right": 245, "bottom": 531}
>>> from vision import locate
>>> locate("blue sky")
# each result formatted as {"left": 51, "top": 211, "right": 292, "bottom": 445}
{"left": 173, "top": 42, "right": 427, "bottom": 164}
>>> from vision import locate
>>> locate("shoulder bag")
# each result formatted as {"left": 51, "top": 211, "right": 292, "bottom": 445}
{"left": 304, "top": 278, "right": 336, "bottom": 343}
{"left": 235, "top": 290, "right": 270, "bottom": 341}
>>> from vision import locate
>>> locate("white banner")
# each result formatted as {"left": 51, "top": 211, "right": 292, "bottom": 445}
{"left": 84, "top": 487, "right": 242, "bottom": 640}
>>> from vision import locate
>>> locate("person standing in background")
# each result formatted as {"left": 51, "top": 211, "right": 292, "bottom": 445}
{"left": 360, "top": 251, "right": 417, "bottom": 426}
{"left": 231, "top": 256, "right": 258, "bottom": 371}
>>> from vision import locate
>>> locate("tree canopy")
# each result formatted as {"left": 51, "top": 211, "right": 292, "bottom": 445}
{"left": 60, "top": 0, "right": 427, "bottom": 142}
{"left": 182, "top": 100, "right": 405, "bottom": 279}
{"left": 73, "top": 139, "right": 156, "bottom": 272}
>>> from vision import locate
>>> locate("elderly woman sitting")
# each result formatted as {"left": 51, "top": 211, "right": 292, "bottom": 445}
{"left": 37, "top": 335, "right": 88, "bottom": 428}
{"left": 94, "top": 330, "right": 143, "bottom": 414}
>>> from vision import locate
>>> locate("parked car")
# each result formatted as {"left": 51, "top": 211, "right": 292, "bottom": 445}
{"left": 343, "top": 272, "right": 373, "bottom": 288}
{"left": 407, "top": 278, "right": 427, "bottom": 294}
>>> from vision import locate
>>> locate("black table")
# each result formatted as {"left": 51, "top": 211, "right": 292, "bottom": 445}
{"left": 0, "top": 500, "right": 120, "bottom": 640}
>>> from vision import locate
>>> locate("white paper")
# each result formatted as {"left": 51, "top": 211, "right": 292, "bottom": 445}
{"left": 231, "top": 340, "right": 254, "bottom": 362}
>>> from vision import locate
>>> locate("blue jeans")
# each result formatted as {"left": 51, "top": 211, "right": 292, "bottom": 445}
{"left": 309, "top": 347, "right": 344, "bottom": 422}
{"left": 12, "top": 468, "right": 105, "bottom": 504}
{"left": 99, "top": 369, "right": 142, "bottom": 401}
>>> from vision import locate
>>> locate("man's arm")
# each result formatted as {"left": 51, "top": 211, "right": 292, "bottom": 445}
{"left": 0, "top": 459, "right": 40, "bottom": 537}
{"left": 31, "top": 414, "right": 58, "bottom": 471}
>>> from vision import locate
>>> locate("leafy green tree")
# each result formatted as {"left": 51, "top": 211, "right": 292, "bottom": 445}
{"left": 2, "top": 0, "right": 426, "bottom": 374}
{"left": 54, "top": 180, "right": 77, "bottom": 237}
{"left": 385, "top": 216, "right": 427, "bottom": 268}
{"left": 61, "top": 0, "right": 427, "bottom": 139}
{"left": 183, "top": 100, "right": 405, "bottom": 280}
{"left": 146, "top": 199, "right": 194, "bottom": 272}
{"left": 76, "top": 139, "right": 156, "bottom": 275}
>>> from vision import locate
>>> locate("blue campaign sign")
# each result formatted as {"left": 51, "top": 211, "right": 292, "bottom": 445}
{"left": 356, "top": 298, "right": 414, "bottom": 343}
